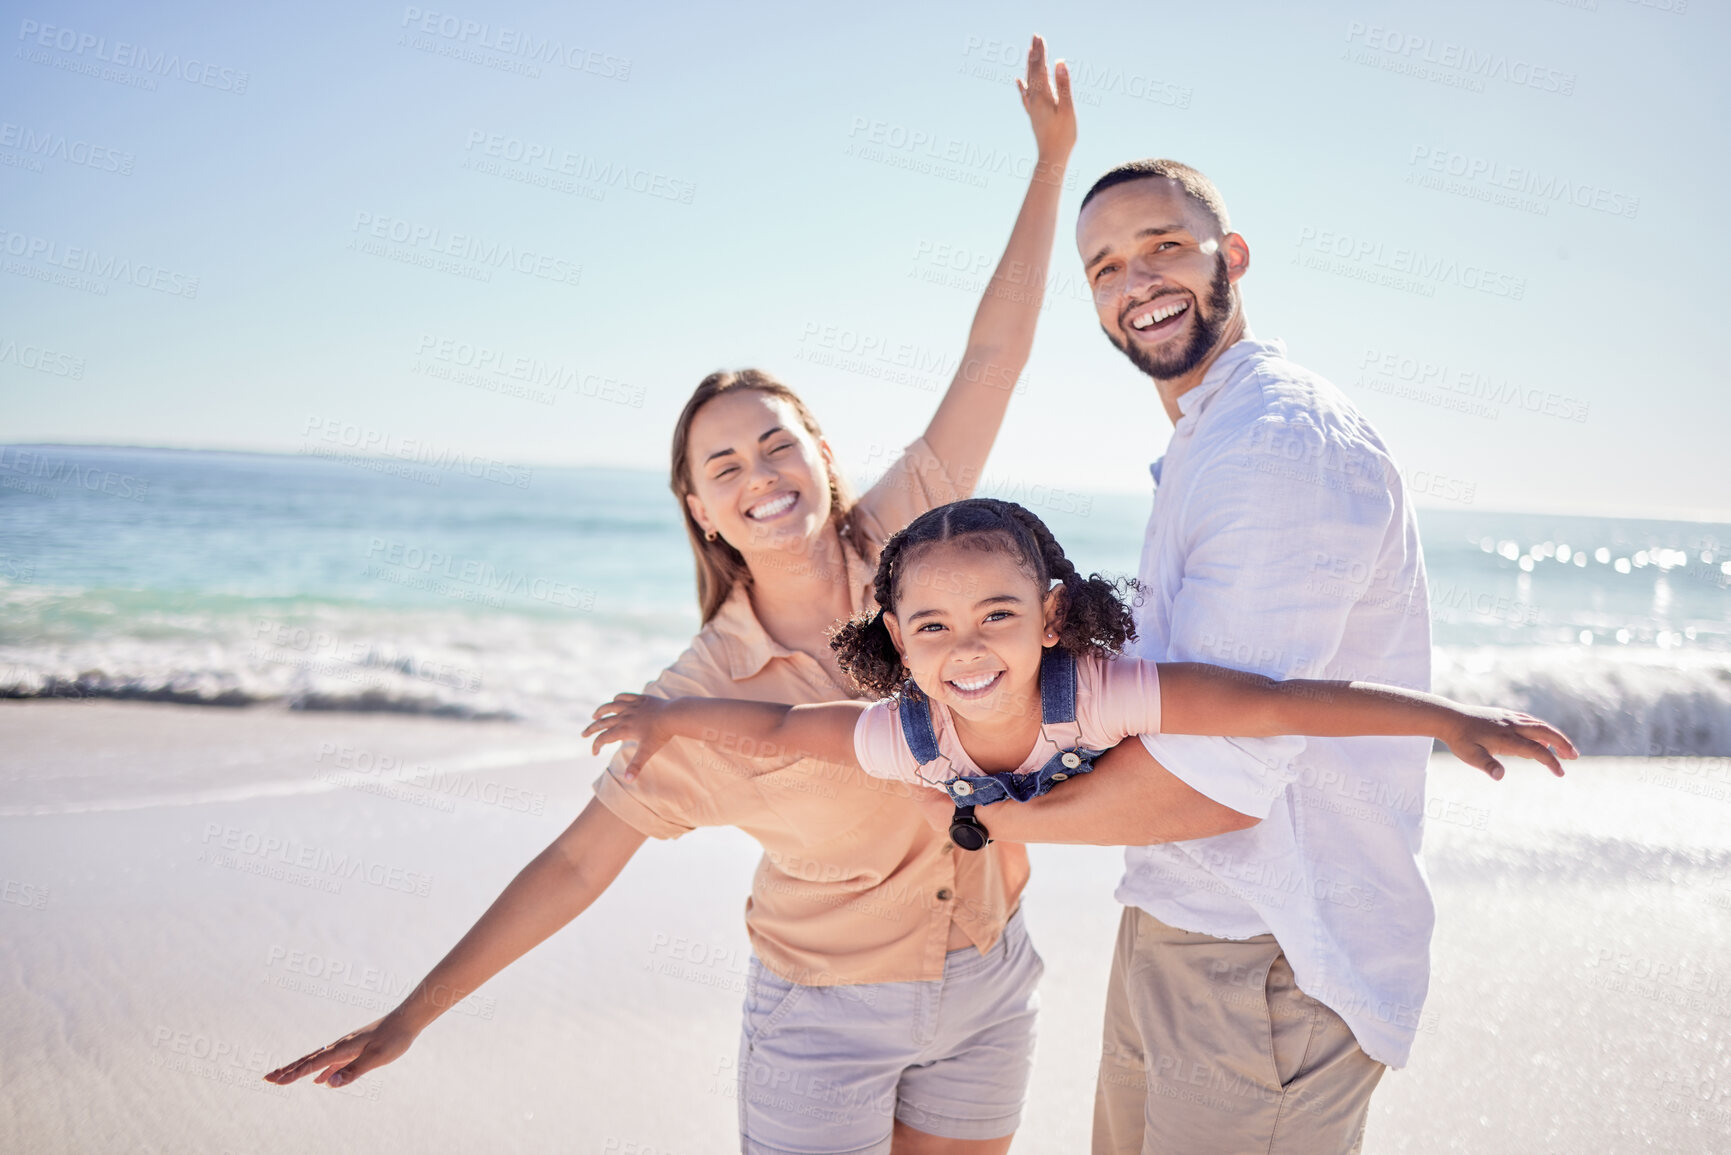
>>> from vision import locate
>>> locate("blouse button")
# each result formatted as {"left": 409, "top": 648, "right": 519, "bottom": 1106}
{"left": 1061, "top": 752, "right": 1082, "bottom": 769}
{"left": 936, "top": 888, "right": 953, "bottom": 901}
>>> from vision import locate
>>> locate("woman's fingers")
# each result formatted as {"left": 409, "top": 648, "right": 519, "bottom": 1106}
{"left": 266, "top": 1038, "right": 358, "bottom": 1084}
{"left": 1053, "top": 58, "right": 1072, "bottom": 112}
{"left": 323, "top": 1045, "right": 378, "bottom": 1087}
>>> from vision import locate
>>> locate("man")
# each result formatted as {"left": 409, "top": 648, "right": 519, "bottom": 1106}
{"left": 977, "top": 159, "right": 1436, "bottom": 1153}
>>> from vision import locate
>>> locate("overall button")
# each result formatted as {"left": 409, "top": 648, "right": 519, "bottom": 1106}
{"left": 1060, "top": 752, "right": 1082, "bottom": 769}
{"left": 951, "top": 781, "right": 974, "bottom": 797}
{"left": 1051, "top": 772, "right": 1068, "bottom": 782}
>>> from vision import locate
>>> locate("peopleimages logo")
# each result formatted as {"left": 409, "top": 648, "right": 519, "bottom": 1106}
{"left": 0, "top": 229, "right": 199, "bottom": 298}
{"left": 16, "top": 19, "right": 250, "bottom": 93}
{"left": 1294, "top": 227, "right": 1527, "bottom": 301}
{"left": 399, "top": 7, "right": 630, "bottom": 79}
{"left": 0, "top": 122, "right": 134, "bottom": 175}
{"left": 349, "top": 211, "right": 582, "bottom": 287}
{"left": 1408, "top": 146, "right": 1639, "bottom": 220}
{"left": 300, "top": 416, "right": 534, "bottom": 489}
{"left": 1342, "top": 21, "right": 1577, "bottom": 96}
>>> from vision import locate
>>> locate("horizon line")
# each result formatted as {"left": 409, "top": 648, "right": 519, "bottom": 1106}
{"left": 4, "top": 440, "right": 1728, "bottom": 526}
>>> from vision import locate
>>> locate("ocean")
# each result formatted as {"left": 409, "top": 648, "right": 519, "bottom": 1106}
{"left": 2, "top": 444, "right": 1728, "bottom": 755}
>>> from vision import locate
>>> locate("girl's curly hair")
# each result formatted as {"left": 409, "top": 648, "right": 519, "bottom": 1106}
{"left": 829, "top": 498, "right": 1139, "bottom": 700}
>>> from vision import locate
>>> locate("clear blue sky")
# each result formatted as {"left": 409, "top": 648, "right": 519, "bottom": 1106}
{"left": 2, "top": 0, "right": 1725, "bottom": 518}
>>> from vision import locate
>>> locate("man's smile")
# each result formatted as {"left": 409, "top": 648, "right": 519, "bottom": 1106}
{"left": 1125, "top": 295, "right": 1192, "bottom": 343}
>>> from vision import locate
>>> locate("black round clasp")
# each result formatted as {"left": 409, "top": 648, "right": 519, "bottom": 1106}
{"left": 949, "top": 805, "right": 990, "bottom": 852}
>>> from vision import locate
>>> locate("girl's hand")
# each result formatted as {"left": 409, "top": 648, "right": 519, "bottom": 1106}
{"left": 263, "top": 1012, "right": 418, "bottom": 1089}
{"left": 1438, "top": 707, "right": 1578, "bottom": 780}
{"left": 1018, "top": 35, "right": 1075, "bottom": 164}
{"left": 583, "top": 693, "right": 670, "bottom": 781}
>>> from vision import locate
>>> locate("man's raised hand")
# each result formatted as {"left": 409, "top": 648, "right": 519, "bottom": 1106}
{"left": 1018, "top": 35, "right": 1076, "bottom": 163}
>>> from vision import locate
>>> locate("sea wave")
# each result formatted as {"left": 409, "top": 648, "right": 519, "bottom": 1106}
{"left": 1434, "top": 647, "right": 1731, "bottom": 757}
{"left": 0, "top": 594, "right": 693, "bottom": 728}
{"left": 5, "top": 612, "right": 1729, "bottom": 754}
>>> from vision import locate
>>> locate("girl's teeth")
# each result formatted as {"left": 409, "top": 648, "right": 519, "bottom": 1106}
{"left": 950, "top": 672, "right": 999, "bottom": 691}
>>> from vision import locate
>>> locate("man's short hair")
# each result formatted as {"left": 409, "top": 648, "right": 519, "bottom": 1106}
{"left": 1080, "top": 159, "right": 1231, "bottom": 237}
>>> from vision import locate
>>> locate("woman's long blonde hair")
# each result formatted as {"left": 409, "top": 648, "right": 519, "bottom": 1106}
{"left": 670, "top": 369, "right": 866, "bottom": 623}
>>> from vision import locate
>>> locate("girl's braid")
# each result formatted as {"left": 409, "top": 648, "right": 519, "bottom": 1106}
{"left": 998, "top": 499, "right": 1138, "bottom": 656}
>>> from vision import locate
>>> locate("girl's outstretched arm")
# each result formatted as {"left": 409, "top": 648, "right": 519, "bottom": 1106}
{"left": 263, "top": 797, "right": 647, "bottom": 1089}
{"left": 585, "top": 693, "right": 866, "bottom": 782}
{"left": 1156, "top": 662, "right": 1580, "bottom": 780}
{"left": 922, "top": 34, "right": 1075, "bottom": 493}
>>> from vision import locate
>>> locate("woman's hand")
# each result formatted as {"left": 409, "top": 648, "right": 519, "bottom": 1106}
{"left": 1018, "top": 35, "right": 1075, "bottom": 165}
{"left": 1437, "top": 707, "right": 1578, "bottom": 780}
{"left": 583, "top": 693, "right": 671, "bottom": 781}
{"left": 263, "top": 1011, "right": 419, "bottom": 1089}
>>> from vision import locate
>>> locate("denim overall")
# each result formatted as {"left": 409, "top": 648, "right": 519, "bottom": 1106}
{"left": 897, "top": 647, "right": 1103, "bottom": 806}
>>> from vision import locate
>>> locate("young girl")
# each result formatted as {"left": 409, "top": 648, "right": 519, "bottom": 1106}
{"left": 587, "top": 498, "right": 1575, "bottom": 848}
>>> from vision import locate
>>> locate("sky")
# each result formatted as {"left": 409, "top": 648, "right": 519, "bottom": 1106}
{"left": 1, "top": 0, "right": 1726, "bottom": 519}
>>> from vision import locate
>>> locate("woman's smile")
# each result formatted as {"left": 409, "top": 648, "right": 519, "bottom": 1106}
{"left": 744, "top": 490, "right": 800, "bottom": 522}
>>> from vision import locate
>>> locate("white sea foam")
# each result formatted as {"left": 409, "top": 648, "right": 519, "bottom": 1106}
{"left": 5, "top": 608, "right": 1729, "bottom": 754}
{"left": 1434, "top": 646, "right": 1731, "bottom": 756}
{"left": 0, "top": 597, "right": 691, "bottom": 730}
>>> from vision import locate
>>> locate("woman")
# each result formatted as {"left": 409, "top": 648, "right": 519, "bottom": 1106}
{"left": 266, "top": 36, "right": 1075, "bottom": 1155}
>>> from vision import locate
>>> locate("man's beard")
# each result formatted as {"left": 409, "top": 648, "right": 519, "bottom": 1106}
{"left": 1103, "top": 254, "right": 1234, "bottom": 381}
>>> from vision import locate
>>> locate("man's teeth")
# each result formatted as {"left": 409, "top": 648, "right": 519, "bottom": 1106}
{"left": 747, "top": 493, "right": 797, "bottom": 520}
{"left": 1130, "top": 299, "right": 1190, "bottom": 330}
{"left": 949, "top": 672, "right": 1000, "bottom": 692}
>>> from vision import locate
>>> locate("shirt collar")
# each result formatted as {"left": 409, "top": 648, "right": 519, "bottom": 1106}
{"left": 1173, "top": 332, "right": 1284, "bottom": 429}
{"left": 711, "top": 534, "right": 876, "bottom": 682}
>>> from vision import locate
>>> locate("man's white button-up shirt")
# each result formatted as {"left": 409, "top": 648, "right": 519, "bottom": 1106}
{"left": 1121, "top": 334, "right": 1435, "bottom": 1067}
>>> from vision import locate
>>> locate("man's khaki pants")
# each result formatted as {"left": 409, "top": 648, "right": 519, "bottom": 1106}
{"left": 1092, "top": 907, "right": 1386, "bottom": 1155}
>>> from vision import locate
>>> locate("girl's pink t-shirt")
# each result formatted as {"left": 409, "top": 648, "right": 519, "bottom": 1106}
{"left": 851, "top": 654, "right": 1163, "bottom": 786}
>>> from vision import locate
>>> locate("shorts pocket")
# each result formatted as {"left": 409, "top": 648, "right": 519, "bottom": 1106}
{"left": 742, "top": 957, "right": 805, "bottom": 1047}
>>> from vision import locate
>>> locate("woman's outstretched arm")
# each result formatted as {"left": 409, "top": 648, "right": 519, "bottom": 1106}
{"left": 921, "top": 34, "right": 1075, "bottom": 493}
{"left": 263, "top": 797, "right": 647, "bottom": 1089}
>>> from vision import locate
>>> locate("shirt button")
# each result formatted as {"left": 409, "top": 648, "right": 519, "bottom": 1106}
{"left": 951, "top": 781, "right": 973, "bottom": 797}
{"left": 1061, "top": 752, "right": 1082, "bottom": 769}
{"left": 936, "top": 888, "right": 953, "bottom": 901}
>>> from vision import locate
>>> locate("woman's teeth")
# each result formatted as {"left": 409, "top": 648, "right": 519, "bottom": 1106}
{"left": 1130, "top": 298, "right": 1190, "bottom": 330}
{"left": 746, "top": 493, "right": 797, "bottom": 520}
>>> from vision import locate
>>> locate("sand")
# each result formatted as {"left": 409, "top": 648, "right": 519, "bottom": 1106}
{"left": 1, "top": 701, "right": 1727, "bottom": 1153}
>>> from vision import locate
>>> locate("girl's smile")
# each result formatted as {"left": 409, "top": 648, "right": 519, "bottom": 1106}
{"left": 884, "top": 541, "right": 1061, "bottom": 733}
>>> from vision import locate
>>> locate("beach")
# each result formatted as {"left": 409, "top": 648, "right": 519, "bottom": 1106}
{"left": 3, "top": 700, "right": 1726, "bottom": 1153}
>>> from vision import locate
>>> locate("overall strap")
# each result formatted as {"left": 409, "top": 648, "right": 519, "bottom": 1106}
{"left": 1038, "top": 648, "right": 1085, "bottom": 750}
{"left": 897, "top": 683, "right": 944, "bottom": 766}
{"left": 1039, "top": 648, "right": 1080, "bottom": 724}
